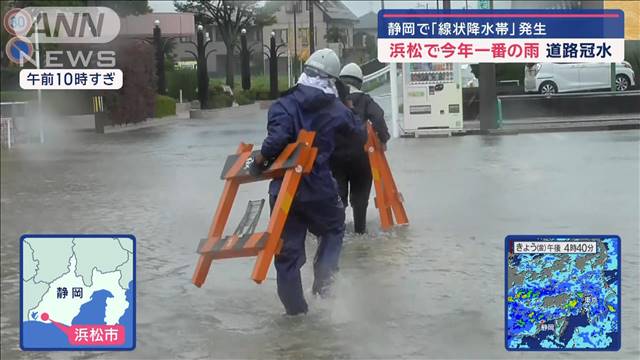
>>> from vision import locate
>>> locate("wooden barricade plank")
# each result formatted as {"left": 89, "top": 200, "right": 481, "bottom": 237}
{"left": 364, "top": 122, "right": 409, "bottom": 231}
{"left": 192, "top": 130, "right": 317, "bottom": 287}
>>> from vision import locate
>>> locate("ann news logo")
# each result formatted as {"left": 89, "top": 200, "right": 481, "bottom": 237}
{"left": 3, "top": 7, "right": 122, "bottom": 90}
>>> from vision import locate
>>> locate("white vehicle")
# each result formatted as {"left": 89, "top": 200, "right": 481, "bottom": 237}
{"left": 524, "top": 62, "right": 636, "bottom": 94}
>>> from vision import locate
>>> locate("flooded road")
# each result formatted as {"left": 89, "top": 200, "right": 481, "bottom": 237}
{"left": 1, "top": 112, "right": 639, "bottom": 359}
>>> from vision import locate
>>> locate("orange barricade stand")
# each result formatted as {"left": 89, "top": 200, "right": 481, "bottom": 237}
{"left": 192, "top": 130, "right": 317, "bottom": 287}
{"left": 364, "top": 122, "right": 409, "bottom": 231}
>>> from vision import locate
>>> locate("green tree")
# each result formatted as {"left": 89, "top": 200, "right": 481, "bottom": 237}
{"left": 625, "top": 40, "right": 640, "bottom": 87}
{"left": 325, "top": 27, "right": 347, "bottom": 47}
{"left": 365, "top": 34, "right": 376, "bottom": 61}
{"left": 253, "top": 2, "right": 277, "bottom": 39}
{"left": 175, "top": 0, "right": 263, "bottom": 88}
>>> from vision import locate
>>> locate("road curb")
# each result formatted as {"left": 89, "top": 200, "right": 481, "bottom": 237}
{"left": 103, "top": 116, "right": 187, "bottom": 134}
{"left": 462, "top": 120, "right": 639, "bottom": 135}
{"left": 190, "top": 103, "right": 261, "bottom": 119}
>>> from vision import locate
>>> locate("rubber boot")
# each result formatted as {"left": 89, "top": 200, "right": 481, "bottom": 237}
{"left": 353, "top": 204, "right": 368, "bottom": 234}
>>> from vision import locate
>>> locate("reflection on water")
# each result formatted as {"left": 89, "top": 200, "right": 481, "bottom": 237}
{"left": 1, "top": 118, "right": 639, "bottom": 359}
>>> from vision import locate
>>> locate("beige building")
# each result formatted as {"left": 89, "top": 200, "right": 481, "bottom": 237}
{"left": 120, "top": 2, "right": 358, "bottom": 77}
{"left": 604, "top": 0, "right": 639, "bottom": 40}
{"left": 262, "top": 0, "right": 358, "bottom": 61}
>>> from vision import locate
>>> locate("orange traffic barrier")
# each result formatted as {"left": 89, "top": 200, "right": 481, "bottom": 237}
{"left": 364, "top": 122, "right": 409, "bottom": 231}
{"left": 192, "top": 130, "right": 318, "bottom": 287}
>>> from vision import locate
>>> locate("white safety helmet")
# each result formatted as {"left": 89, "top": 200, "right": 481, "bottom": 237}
{"left": 339, "top": 63, "right": 363, "bottom": 82}
{"left": 304, "top": 48, "right": 341, "bottom": 78}
{"left": 339, "top": 63, "right": 364, "bottom": 90}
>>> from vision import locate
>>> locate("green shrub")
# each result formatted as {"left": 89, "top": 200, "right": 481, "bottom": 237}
{"left": 167, "top": 68, "right": 198, "bottom": 102}
{"left": 254, "top": 90, "right": 273, "bottom": 100}
{"left": 0, "top": 67, "right": 21, "bottom": 91}
{"left": 209, "top": 78, "right": 225, "bottom": 87}
{"left": 242, "top": 88, "right": 256, "bottom": 100}
{"left": 234, "top": 90, "right": 255, "bottom": 105}
{"left": 496, "top": 63, "right": 525, "bottom": 84}
{"left": 210, "top": 75, "right": 289, "bottom": 93}
{"left": 0, "top": 90, "right": 36, "bottom": 102}
{"left": 625, "top": 40, "right": 640, "bottom": 88}
{"left": 209, "top": 84, "right": 226, "bottom": 95}
{"left": 209, "top": 93, "right": 233, "bottom": 108}
{"left": 155, "top": 95, "right": 176, "bottom": 117}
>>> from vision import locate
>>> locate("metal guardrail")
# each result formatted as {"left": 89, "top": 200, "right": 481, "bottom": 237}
{"left": 498, "top": 90, "right": 640, "bottom": 100}
{"left": 363, "top": 65, "right": 390, "bottom": 83}
{"left": 0, "top": 101, "right": 29, "bottom": 105}
{"left": 498, "top": 80, "right": 520, "bottom": 86}
{"left": 360, "top": 59, "right": 386, "bottom": 76}
{"left": 496, "top": 90, "right": 640, "bottom": 122}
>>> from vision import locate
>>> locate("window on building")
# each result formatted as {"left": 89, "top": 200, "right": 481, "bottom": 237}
{"left": 274, "top": 28, "right": 288, "bottom": 43}
{"left": 286, "top": 1, "right": 302, "bottom": 13}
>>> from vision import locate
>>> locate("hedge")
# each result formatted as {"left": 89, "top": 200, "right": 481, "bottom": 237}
{"left": 234, "top": 90, "right": 255, "bottom": 105}
{"left": 0, "top": 90, "right": 36, "bottom": 102}
{"left": 209, "top": 75, "right": 289, "bottom": 101}
{"left": 155, "top": 95, "right": 176, "bottom": 118}
{"left": 0, "top": 67, "right": 21, "bottom": 91}
{"left": 167, "top": 68, "right": 198, "bottom": 102}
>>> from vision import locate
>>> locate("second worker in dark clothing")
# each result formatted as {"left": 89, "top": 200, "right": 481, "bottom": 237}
{"left": 331, "top": 63, "right": 391, "bottom": 234}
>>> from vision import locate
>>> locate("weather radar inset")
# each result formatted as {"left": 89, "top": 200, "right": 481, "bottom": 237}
{"left": 505, "top": 235, "right": 620, "bottom": 351}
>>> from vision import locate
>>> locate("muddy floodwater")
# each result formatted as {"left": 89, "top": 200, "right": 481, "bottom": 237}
{"left": 1, "top": 112, "right": 639, "bottom": 359}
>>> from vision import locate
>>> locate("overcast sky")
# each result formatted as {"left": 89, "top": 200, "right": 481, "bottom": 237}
{"left": 149, "top": 1, "right": 484, "bottom": 17}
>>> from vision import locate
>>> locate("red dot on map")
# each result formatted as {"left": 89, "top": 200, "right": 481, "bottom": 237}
{"left": 41, "top": 313, "right": 49, "bottom": 321}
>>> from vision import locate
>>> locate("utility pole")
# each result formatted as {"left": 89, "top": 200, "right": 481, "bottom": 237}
{"left": 153, "top": 20, "right": 166, "bottom": 95}
{"left": 479, "top": 0, "right": 497, "bottom": 131}
{"left": 240, "top": 28, "right": 251, "bottom": 91}
{"left": 309, "top": 0, "right": 315, "bottom": 54}
{"left": 35, "top": 20, "right": 43, "bottom": 143}
{"left": 383, "top": 0, "right": 400, "bottom": 138}
{"left": 293, "top": 3, "right": 298, "bottom": 78}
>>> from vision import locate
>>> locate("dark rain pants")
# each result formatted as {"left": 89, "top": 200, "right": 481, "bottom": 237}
{"left": 270, "top": 195, "right": 346, "bottom": 315}
{"left": 330, "top": 154, "right": 372, "bottom": 234}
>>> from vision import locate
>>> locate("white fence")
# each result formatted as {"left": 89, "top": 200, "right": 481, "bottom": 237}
{"left": 0, "top": 102, "right": 36, "bottom": 148}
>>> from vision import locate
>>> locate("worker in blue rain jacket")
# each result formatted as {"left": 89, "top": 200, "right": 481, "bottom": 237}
{"left": 331, "top": 63, "right": 390, "bottom": 234}
{"left": 246, "top": 49, "right": 366, "bottom": 315}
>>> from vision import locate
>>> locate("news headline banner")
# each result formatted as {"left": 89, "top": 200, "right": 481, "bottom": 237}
{"left": 377, "top": 9, "right": 625, "bottom": 63}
